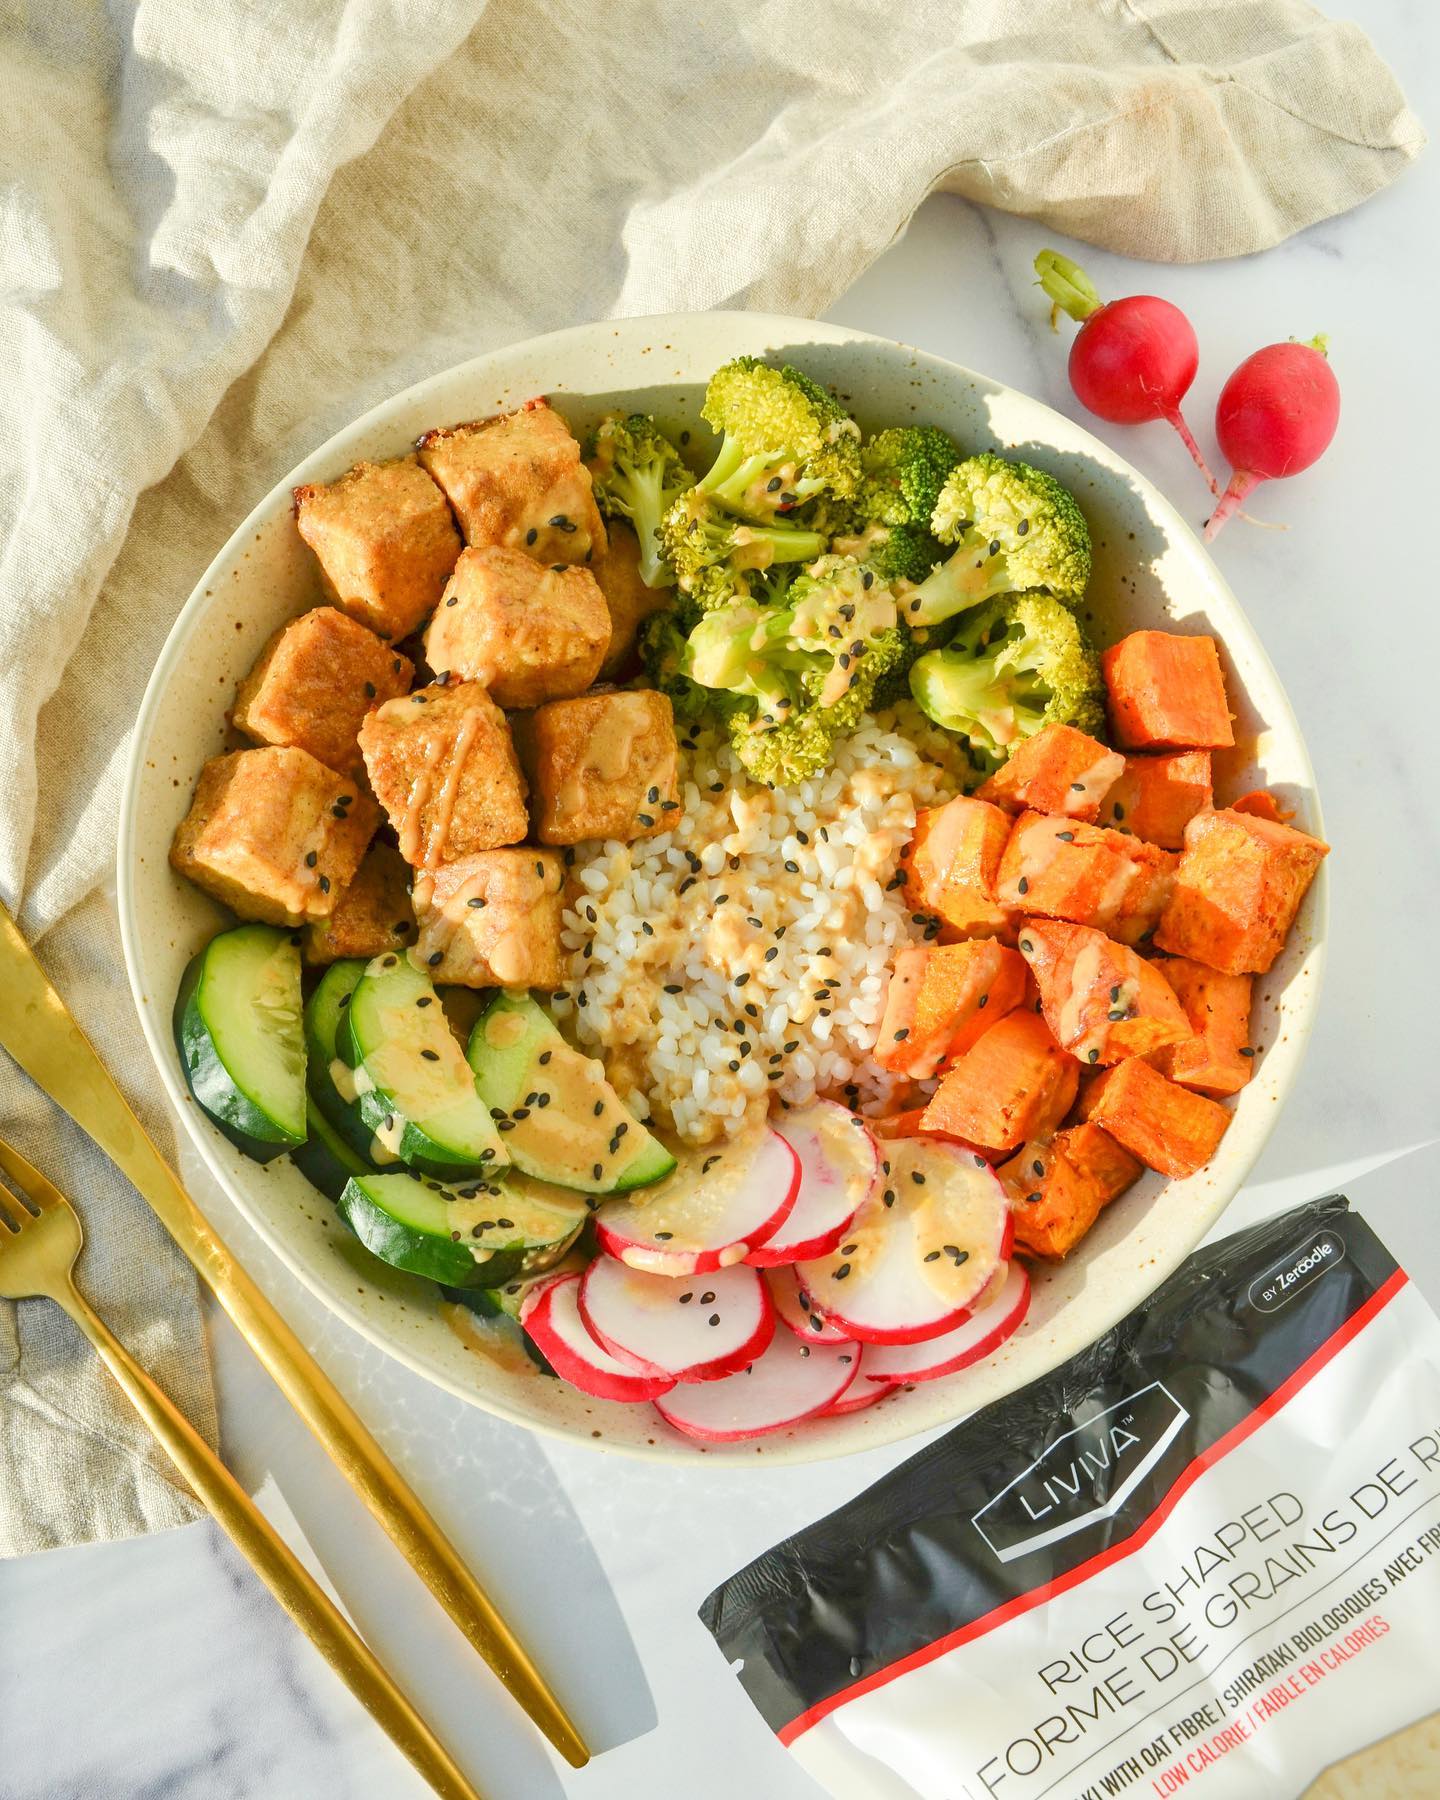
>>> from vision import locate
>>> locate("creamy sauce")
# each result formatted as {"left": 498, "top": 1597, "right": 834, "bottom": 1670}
{"left": 443, "top": 1303, "right": 535, "bottom": 1375}
{"left": 412, "top": 855, "right": 559, "bottom": 984}
{"left": 483, "top": 1009, "right": 529, "bottom": 1051}
{"left": 597, "top": 1119, "right": 768, "bottom": 1245}
{"left": 1063, "top": 748, "right": 1126, "bottom": 817}
{"left": 1057, "top": 936, "right": 1107, "bottom": 1054}
{"left": 501, "top": 1035, "right": 648, "bottom": 1188}
{"left": 554, "top": 699, "right": 651, "bottom": 823}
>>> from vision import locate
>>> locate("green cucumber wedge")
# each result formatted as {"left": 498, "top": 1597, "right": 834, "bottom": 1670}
{"left": 442, "top": 1248, "right": 588, "bottom": 1321}
{"left": 291, "top": 1096, "right": 371, "bottom": 1203}
{"left": 340, "top": 954, "right": 508, "bottom": 1180}
{"left": 337, "top": 1172, "right": 585, "bottom": 1288}
{"left": 303, "top": 960, "right": 392, "bottom": 1167}
{"left": 174, "top": 924, "right": 306, "bottom": 1163}
{"left": 467, "top": 992, "right": 674, "bottom": 1194}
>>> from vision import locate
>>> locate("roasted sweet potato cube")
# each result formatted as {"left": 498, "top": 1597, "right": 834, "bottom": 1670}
{"left": 871, "top": 1110, "right": 998, "bottom": 1161}
{"left": 293, "top": 456, "right": 460, "bottom": 641}
{"left": 875, "top": 941, "right": 1027, "bottom": 1078}
{"left": 416, "top": 401, "right": 606, "bottom": 565}
{"left": 358, "top": 681, "right": 528, "bottom": 868}
{"left": 303, "top": 842, "right": 416, "bottom": 964}
{"left": 1019, "top": 919, "right": 1189, "bottom": 1066}
{"left": 996, "top": 814, "right": 1176, "bottom": 947}
{"left": 170, "top": 747, "right": 377, "bottom": 927}
{"left": 1076, "top": 1056, "right": 1230, "bottom": 1179}
{"left": 1155, "top": 806, "right": 1328, "bottom": 975}
{"left": 594, "top": 521, "right": 671, "bottom": 681}
{"left": 1102, "top": 632, "right": 1234, "bottom": 750}
{"left": 901, "top": 795, "right": 1013, "bottom": 941}
{"left": 424, "top": 546, "right": 609, "bottom": 709}
{"left": 1229, "top": 789, "right": 1296, "bottom": 826}
{"left": 920, "top": 1010, "right": 1078, "bottom": 1155}
{"left": 411, "top": 849, "right": 564, "bottom": 988}
{"left": 1098, "top": 751, "right": 1212, "bottom": 850}
{"left": 1000, "top": 1124, "right": 1144, "bottom": 1259}
{"left": 232, "top": 608, "right": 412, "bottom": 775}
{"left": 517, "top": 690, "right": 677, "bottom": 846}
{"left": 1148, "top": 957, "right": 1255, "bottom": 1096}
{"left": 975, "top": 723, "right": 1124, "bottom": 822}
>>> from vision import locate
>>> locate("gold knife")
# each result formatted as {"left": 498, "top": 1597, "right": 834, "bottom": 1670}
{"left": 0, "top": 900, "right": 588, "bottom": 1770}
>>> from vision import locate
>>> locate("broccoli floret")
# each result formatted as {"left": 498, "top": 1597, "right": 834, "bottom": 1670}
{"left": 694, "top": 358, "right": 862, "bottom": 519}
{"left": 866, "top": 522, "right": 946, "bottom": 586}
{"left": 904, "top": 453, "right": 1092, "bottom": 627}
{"left": 726, "top": 707, "right": 842, "bottom": 787}
{"left": 860, "top": 426, "right": 961, "bottom": 529}
{"left": 660, "top": 487, "right": 828, "bottom": 596}
{"left": 588, "top": 414, "right": 689, "bottom": 587}
{"left": 637, "top": 609, "right": 712, "bottom": 722}
{"left": 908, "top": 593, "right": 1105, "bottom": 778}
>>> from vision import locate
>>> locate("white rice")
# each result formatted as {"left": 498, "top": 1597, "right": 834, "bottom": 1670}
{"left": 550, "top": 703, "right": 967, "bottom": 1144}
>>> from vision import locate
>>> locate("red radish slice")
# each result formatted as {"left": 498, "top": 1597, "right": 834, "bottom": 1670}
{"left": 654, "top": 1329, "right": 858, "bottom": 1442}
{"left": 519, "top": 1273, "right": 675, "bottom": 1403}
{"left": 797, "top": 1138, "right": 1009, "bottom": 1345}
{"left": 579, "top": 1256, "right": 774, "bottom": 1383}
{"left": 748, "top": 1101, "right": 879, "bottom": 1267}
{"left": 824, "top": 1354, "right": 889, "bottom": 1414}
{"left": 766, "top": 1264, "right": 850, "bottom": 1345}
{"left": 594, "top": 1130, "right": 800, "bottom": 1276}
{"left": 861, "top": 1262, "right": 1030, "bottom": 1386}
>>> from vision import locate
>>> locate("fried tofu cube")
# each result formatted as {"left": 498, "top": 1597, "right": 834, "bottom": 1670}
{"left": 1076, "top": 1056, "right": 1230, "bottom": 1179}
{"left": 1148, "top": 957, "right": 1255, "bottom": 1096}
{"left": 302, "top": 842, "right": 416, "bottom": 964}
{"left": 411, "top": 849, "right": 564, "bottom": 988}
{"left": 996, "top": 813, "right": 1177, "bottom": 947}
{"left": 1155, "top": 806, "right": 1328, "bottom": 975}
{"left": 423, "top": 546, "right": 609, "bottom": 709}
{"left": 293, "top": 456, "right": 460, "bottom": 641}
{"left": 358, "top": 682, "right": 528, "bottom": 868}
{"left": 920, "top": 1010, "right": 1078, "bottom": 1155}
{"left": 1102, "top": 632, "right": 1234, "bottom": 750}
{"left": 901, "top": 795, "right": 1014, "bottom": 941}
{"left": 416, "top": 401, "right": 606, "bottom": 565}
{"left": 170, "top": 747, "right": 377, "bottom": 926}
{"left": 874, "top": 941, "right": 1027, "bottom": 1079}
{"left": 594, "top": 521, "right": 671, "bottom": 681}
{"left": 517, "top": 690, "right": 678, "bottom": 846}
{"left": 975, "top": 723, "right": 1125, "bottom": 822}
{"left": 999, "top": 1124, "right": 1144, "bottom": 1259}
{"left": 232, "top": 607, "right": 412, "bottom": 775}
{"left": 1018, "top": 919, "right": 1190, "bottom": 1066}
{"left": 1097, "top": 751, "right": 1212, "bottom": 850}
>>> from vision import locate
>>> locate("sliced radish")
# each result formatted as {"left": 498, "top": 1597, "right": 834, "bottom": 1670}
{"left": 594, "top": 1130, "right": 800, "bottom": 1277}
{"left": 797, "top": 1138, "right": 1010, "bottom": 1345}
{"left": 579, "top": 1256, "right": 774, "bottom": 1383}
{"left": 824, "top": 1366, "right": 889, "bottom": 1415}
{"left": 654, "top": 1329, "right": 859, "bottom": 1441}
{"left": 862, "top": 1261, "right": 1030, "bottom": 1385}
{"left": 519, "top": 1273, "right": 675, "bottom": 1403}
{"left": 749, "top": 1101, "right": 880, "bottom": 1267}
{"left": 766, "top": 1264, "right": 850, "bottom": 1344}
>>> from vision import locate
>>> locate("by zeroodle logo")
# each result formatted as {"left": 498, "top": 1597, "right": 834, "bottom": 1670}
{"left": 971, "top": 1384, "right": 1190, "bottom": 1563}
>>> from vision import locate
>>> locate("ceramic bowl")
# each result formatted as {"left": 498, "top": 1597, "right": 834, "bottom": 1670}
{"left": 118, "top": 312, "right": 1325, "bottom": 1464}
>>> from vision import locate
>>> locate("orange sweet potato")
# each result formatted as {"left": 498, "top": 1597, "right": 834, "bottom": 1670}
{"left": 1098, "top": 751, "right": 1212, "bottom": 850}
{"left": 1155, "top": 807, "right": 1328, "bottom": 975}
{"left": 999, "top": 1123, "right": 1144, "bottom": 1259}
{"left": 871, "top": 1109, "right": 996, "bottom": 1160}
{"left": 996, "top": 813, "right": 1176, "bottom": 947}
{"left": 1018, "top": 919, "right": 1189, "bottom": 1066}
{"left": 975, "top": 723, "right": 1124, "bottom": 822}
{"left": 1229, "top": 789, "right": 1296, "bottom": 826}
{"left": 901, "top": 795, "right": 1013, "bottom": 941}
{"left": 1148, "top": 957, "right": 1255, "bottom": 1096}
{"left": 874, "top": 941, "right": 1027, "bottom": 1078}
{"left": 920, "top": 1009, "right": 1077, "bottom": 1154}
{"left": 1102, "top": 633, "right": 1234, "bottom": 751}
{"left": 1076, "top": 1057, "right": 1230, "bottom": 1179}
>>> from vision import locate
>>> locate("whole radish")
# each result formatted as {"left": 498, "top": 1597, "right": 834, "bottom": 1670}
{"left": 1034, "top": 249, "right": 1217, "bottom": 490}
{"left": 1205, "top": 336, "right": 1339, "bottom": 539}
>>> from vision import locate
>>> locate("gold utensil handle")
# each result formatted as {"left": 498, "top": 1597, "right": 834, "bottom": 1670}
{"left": 56, "top": 1276, "right": 485, "bottom": 1800}
{"left": 0, "top": 904, "right": 588, "bottom": 1769}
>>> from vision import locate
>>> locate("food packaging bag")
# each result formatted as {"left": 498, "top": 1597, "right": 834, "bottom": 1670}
{"left": 702, "top": 1196, "right": 1440, "bottom": 1798}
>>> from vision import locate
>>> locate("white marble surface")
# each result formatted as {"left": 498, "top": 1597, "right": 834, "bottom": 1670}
{"left": 4, "top": 11, "right": 1439, "bottom": 1793}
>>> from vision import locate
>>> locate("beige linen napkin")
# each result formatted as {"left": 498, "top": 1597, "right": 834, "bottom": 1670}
{"left": 0, "top": 0, "right": 1422, "bottom": 1555}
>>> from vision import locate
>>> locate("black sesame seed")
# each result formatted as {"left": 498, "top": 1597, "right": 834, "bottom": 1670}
{"left": 924, "top": 1249, "right": 941, "bottom": 1263}
{"left": 427, "top": 950, "right": 443, "bottom": 966}
{"left": 637, "top": 814, "right": 654, "bottom": 828}
{"left": 715, "top": 894, "right": 729, "bottom": 906}
{"left": 420, "top": 1048, "right": 439, "bottom": 1062}
{"left": 709, "top": 1314, "right": 721, "bottom": 1327}
{"left": 700, "top": 1291, "right": 715, "bottom": 1304}
{"left": 978, "top": 993, "right": 989, "bottom": 1009}
{"left": 679, "top": 1291, "right": 693, "bottom": 1304}
{"left": 893, "top": 1027, "right": 910, "bottom": 1041}
{"left": 1071, "top": 782, "right": 1086, "bottom": 793}
{"left": 1088, "top": 1048, "right": 1100, "bottom": 1063}
{"left": 883, "top": 1189, "right": 895, "bottom": 1207}
{"left": 702, "top": 1155, "right": 721, "bottom": 1172}
{"left": 467, "top": 895, "right": 486, "bottom": 908}
{"left": 654, "top": 1230, "right": 673, "bottom": 1241}
{"left": 305, "top": 850, "right": 318, "bottom": 868}
{"left": 784, "top": 859, "right": 799, "bottom": 873}
{"left": 593, "top": 1163, "right": 603, "bottom": 1180}
{"left": 764, "top": 947, "right": 779, "bottom": 962}
{"left": 912, "top": 1171, "right": 926, "bottom": 1185}
{"left": 767, "top": 476, "right": 783, "bottom": 492}
{"left": 1020, "top": 938, "right": 1033, "bottom": 953}
{"left": 338, "top": 993, "right": 351, "bottom": 1009}
{"left": 784, "top": 1040, "right": 799, "bottom": 1054}
{"left": 735, "top": 972, "right": 750, "bottom": 987}
{"left": 1108, "top": 1008, "right": 1126, "bottom": 1021}
{"left": 1239, "top": 1045, "right": 1257, "bottom": 1057}
{"left": 1018, "top": 876, "right": 1029, "bottom": 895}
{"left": 833, "top": 1263, "right": 851, "bottom": 1280}
{"left": 1058, "top": 830, "right": 1075, "bottom": 842}
{"left": 1026, "top": 1191, "right": 1042, "bottom": 1204}
{"left": 415, "top": 995, "right": 432, "bottom": 1008}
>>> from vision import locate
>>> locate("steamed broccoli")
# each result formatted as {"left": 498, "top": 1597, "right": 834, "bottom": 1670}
{"left": 660, "top": 487, "right": 828, "bottom": 596}
{"left": 860, "top": 426, "right": 961, "bottom": 529}
{"left": 904, "top": 453, "right": 1092, "bottom": 628}
{"left": 636, "top": 609, "right": 713, "bottom": 723}
{"left": 588, "top": 414, "right": 689, "bottom": 587}
{"left": 694, "top": 358, "right": 863, "bottom": 519}
{"left": 908, "top": 593, "right": 1104, "bottom": 778}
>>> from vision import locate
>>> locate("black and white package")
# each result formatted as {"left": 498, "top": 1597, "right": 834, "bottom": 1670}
{"left": 702, "top": 1197, "right": 1440, "bottom": 1799}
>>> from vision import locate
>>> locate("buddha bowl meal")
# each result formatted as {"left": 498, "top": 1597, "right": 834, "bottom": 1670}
{"left": 166, "top": 355, "right": 1329, "bottom": 1444}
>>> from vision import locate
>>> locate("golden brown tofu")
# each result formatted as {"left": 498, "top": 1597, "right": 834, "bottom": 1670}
{"left": 517, "top": 690, "right": 678, "bottom": 846}
{"left": 358, "top": 681, "right": 528, "bottom": 869}
{"left": 593, "top": 521, "right": 670, "bottom": 680}
{"left": 293, "top": 455, "right": 460, "bottom": 641}
{"left": 416, "top": 402, "right": 606, "bottom": 565}
{"left": 424, "top": 546, "right": 609, "bottom": 709}
{"left": 170, "top": 748, "right": 377, "bottom": 926}
{"left": 232, "top": 608, "right": 413, "bottom": 775}
{"left": 302, "top": 842, "right": 416, "bottom": 964}
{"left": 411, "top": 849, "right": 564, "bottom": 988}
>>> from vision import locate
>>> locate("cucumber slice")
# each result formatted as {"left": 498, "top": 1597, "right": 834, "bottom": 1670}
{"left": 303, "top": 960, "right": 391, "bottom": 1167}
{"left": 340, "top": 954, "right": 508, "bottom": 1180}
{"left": 467, "top": 992, "right": 675, "bottom": 1194}
{"left": 442, "top": 1249, "right": 588, "bottom": 1321}
{"left": 337, "top": 1172, "right": 585, "bottom": 1288}
{"left": 291, "top": 1096, "right": 370, "bottom": 1203}
{"left": 174, "top": 924, "right": 306, "bottom": 1162}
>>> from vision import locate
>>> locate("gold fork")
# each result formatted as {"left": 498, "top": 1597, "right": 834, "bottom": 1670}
{"left": 0, "top": 1131, "right": 486, "bottom": 1800}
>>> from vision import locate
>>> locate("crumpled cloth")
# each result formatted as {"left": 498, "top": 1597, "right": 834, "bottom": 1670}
{"left": 0, "top": 0, "right": 1421, "bottom": 1554}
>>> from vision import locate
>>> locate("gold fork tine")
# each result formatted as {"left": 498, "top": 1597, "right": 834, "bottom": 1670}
{"left": 0, "top": 1184, "right": 19, "bottom": 1231}
{"left": 0, "top": 1136, "right": 67, "bottom": 1215}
